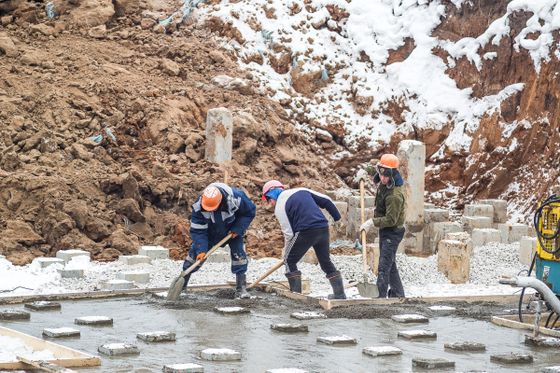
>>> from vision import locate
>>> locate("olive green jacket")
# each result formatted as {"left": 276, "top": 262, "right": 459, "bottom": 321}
{"left": 372, "top": 173, "right": 406, "bottom": 229}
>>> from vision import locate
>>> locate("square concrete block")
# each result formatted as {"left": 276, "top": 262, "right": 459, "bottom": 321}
{"left": 479, "top": 199, "right": 508, "bottom": 223}
{"left": 317, "top": 335, "right": 357, "bottom": 345}
{"left": 0, "top": 310, "right": 30, "bottom": 321}
{"left": 472, "top": 228, "right": 501, "bottom": 247}
{"left": 200, "top": 348, "right": 241, "bottom": 361}
{"left": 437, "top": 239, "right": 470, "bottom": 284}
{"left": 429, "top": 222, "right": 462, "bottom": 254}
{"left": 519, "top": 236, "right": 537, "bottom": 265}
{"left": 362, "top": 346, "right": 402, "bottom": 357}
{"left": 462, "top": 216, "right": 492, "bottom": 233}
{"left": 137, "top": 331, "right": 176, "bottom": 342}
{"left": 391, "top": 314, "right": 429, "bottom": 323}
{"left": 98, "top": 343, "right": 140, "bottom": 356}
{"left": 444, "top": 341, "right": 486, "bottom": 351}
{"left": 412, "top": 358, "right": 455, "bottom": 369}
{"left": 34, "top": 257, "right": 65, "bottom": 268}
{"left": 424, "top": 208, "right": 449, "bottom": 224}
{"left": 347, "top": 195, "right": 375, "bottom": 208}
{"left": 266, "top": 369, "right": 308, "bottom": 373}
{"left": 323, "top": 201, "right": 348, "bottom": 240}
{"left": 139, "top": 245, "right": 169, "bottom": 260}
{"left": 163, "top": 363, "right": 204, "bottom": 373}
{"left": 270, "top": 324, "right": 308, "bottom": 333}
{"left": 74, "top": 316, "right": 113, "bottom": 326}
{"left": 444, "top": 232, "right": 473, "bottom": 256}
{"left": 499, "top": 223, "right": 529, "bottom": 244}
{"left": 524, "top": 335, "right": 560, "bottom": 347}
{"left": 490, "top": 353, "right": 533, "bottom": 364}
{"left": 214, "top": 307, "right": 250, "bottom": 315}
{"left": 56, "top": 249, "right": 90, "bottom": 263}
{"left": 118, "top": 271, "right": 150, "bottom": 284}
{"left": 398, "top": 330, "right": 437, "bottom": 340}
{"left": 102, "top": 279, "right": 135, "bottom": 290}
{"left": 290, "top": 311, "right": 327, "bottom": 320}
{"left": 43, "top": 327, "right": 80, "bottom": 338}
{"left": 464, "top": 204, "right": 494, "bottom": 219}
{"left": 119, "top": 255, "right": 152, "bottom": 265}
{"left": 58, "top": 269, "right": 84, "bottom": 279}
{"left": 24, "top": 301, "right": 61, "bottom": 311}
{"left": 205, "top": 247, "right": 230, "bottom": 263}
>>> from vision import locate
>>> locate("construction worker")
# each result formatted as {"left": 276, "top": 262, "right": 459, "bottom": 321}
{"left": 183, "top": 182, "right": 256, "bottom": 298}
{"left": 262, "top": 180, "right": 346, "bottom": 299}
{"left": 359, "top": 153, "right": 406, "bottom": 298}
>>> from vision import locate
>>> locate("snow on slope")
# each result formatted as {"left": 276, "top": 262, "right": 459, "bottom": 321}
{"left": 198, "top": 0, "right": 560, "bottom": 154}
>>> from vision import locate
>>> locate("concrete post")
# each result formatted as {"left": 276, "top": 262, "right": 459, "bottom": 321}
{"left": 397, "top": 140, "right": 426, "bottom": 256}
{"left": 205, "top": 107, "right": 233, "bottom": 163}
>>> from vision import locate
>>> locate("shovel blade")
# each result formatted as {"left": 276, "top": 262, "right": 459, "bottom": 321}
{"left": 166, "top": 275, "right": 185, "bottom": 301}
{"left": 357, "top": 282, "right": 378, "bottom": 298}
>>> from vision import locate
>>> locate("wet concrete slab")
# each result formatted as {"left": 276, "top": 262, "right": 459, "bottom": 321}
{"left": 200, "top": 348, "right": 241, "bottom": 361}
{"left": 317, "top": 335, "right": 357, "bottom": 345}
{"left": 362, "top": 346, "right": 402, "bottom": 357}
{"left": 98, "top": 342, "right": 140, "bottom": 356}
{"left": 74, "top": 315, "right": 113, "bottom": 326}
{"left": 398, "top": 329, "right": 437, "bottom": 340}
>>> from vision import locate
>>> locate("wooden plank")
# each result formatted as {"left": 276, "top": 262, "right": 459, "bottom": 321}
{"left": 0, "top": 326, "right": 101, "bottom": 369}
{"left": 491, "top": 315, "right": 560, "bottom": 338}
{"left": 17, "top": 356, "right": 77, "bottom": 373}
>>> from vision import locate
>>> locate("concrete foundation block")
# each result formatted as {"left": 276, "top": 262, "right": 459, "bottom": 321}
{"left": 137, "top": 331, "right": 176, "bottom": 342}
{"left": 427, "top": 305, "right": 456, "bottom": 315}
{"left": 317, "top": 335, "right": 357, "bottom": 345}
{"left": 437, "top": 239, "right": 470, "bottom": 284}
{"left": 397, "top": 140, "right": 425, "bottom": 236}
{"left": 56, "top": 249, "right": 90, "bottom": 263}
{"left": 138, "top": 245, "right": 169, "bottom": 260}
{"left": 205, "top": 247, "right": 230, "bottom": 263}
{"left": 0, "top": 310, "right": 30, "bottom": 321}
{"left": 346, "top": 206, "right": 376, "bottom": 242}
{"left": 98, "top": 343, "right": 140, "bottom": 356}
{"left": 270, "top": 324, "right": 308, "bottom": 333}
{"left": 424, "top": 208, "right": 449, "bottom": 224}
{"left": 412, "top": 358, "right": 455, "bottom": 369}
{"left": 391, "top": 314, "right": 429, "bottom": 323}
{"left": 163, "top": 363, "right": 204, "bottom": 373}
{"left": 444, "top": 232, "right": 473, "bottom": 256}
{"left": 119, "top": 255, "right": 152, "bottom": 265}
{"left": 472, "top": 228, "right": 502, "bottom": 247}
{"left": 200, "top": 348, "right": 241, "bottom": 361}
{"left": 362, "top": 346, "right": 402, "bottom": 357}
{"left": 524, "top": 335, "right": 560, "bottom": 347}
{"left": 519, "top": 236, "right": 537, "bottom": 265}
{"left": 462, "top": 216, "right": 492, "bottom": 233}
{"left": 214, "top": 307, "right": 250, "bottom": 315}
{"left": 444, "top": 341, "right": 486, "bottom": 351}
{"left": 464, "top": 204, "right": 494, "bottom": 219}
{"left": 490, "top": 353, "right": 533, "bottom": 364}
{"left": 102, "top": 279, "right": 135, "bottom": 290}
{"left": 290, "top": 311, "right": 327, "bottom": 320}
{"left": 205, "top": 107, "right": 233, "bottom": 163}
{"left": 397, "top": 330, "right": 437, "bottom": 340}
{"left": 118, "top": 271, "right": 150, "bottom": 284}
{"left": 59, "top": 269, "right": 84, "bottom": 279}
{"left": 499, "top": 223, "right": 529, "bottom": 244}
{"left": 266, "top": 369, "right": 308, "bottom": 373}
{"left": 479, "top": 199, "right": 508, "bottom": 223}
{"left": 24, "top": 301, "right": 61, "bottom": 311}
{"left": 347, "top": 196, "right": 375, "bottom": 208}
{"left": 74, "top": 316, "right": 113, "bottom": 326}
{"left": 42, "top": 327, "right": 80, "bottom": 338}
{"left": 429, "top": 222, "right": 462, "bottom": 254}
{"left": 34, "top": 257, "right": 65, "bottom": 269}
{"left": 401, "top": 232, "right": 423, "bottom": 256}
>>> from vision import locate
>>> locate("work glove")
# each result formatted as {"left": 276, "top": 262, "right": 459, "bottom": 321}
{"left": 196, "top": 252, "right": 207, "bottom": 261}
{"left": 360, "top": 219, "right": 374, "bottom": 234}
{"left": 354, "top": 169, "right": 369, "bottom": 183}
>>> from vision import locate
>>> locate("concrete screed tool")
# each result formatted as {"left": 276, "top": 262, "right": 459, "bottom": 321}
{"left": 356, "top": 179, "right": 379, "bottom": 298}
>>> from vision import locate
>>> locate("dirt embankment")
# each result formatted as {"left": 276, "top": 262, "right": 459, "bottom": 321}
{"left": 0, "top": 0, "right": 344, "bottom": 265}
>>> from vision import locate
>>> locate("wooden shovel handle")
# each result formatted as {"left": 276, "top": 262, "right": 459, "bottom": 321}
{"left": 180, "top": 233, "right": 233, "bottom": 278}
{"left": 248, "top": 260, "right": 284, "bottom": 289}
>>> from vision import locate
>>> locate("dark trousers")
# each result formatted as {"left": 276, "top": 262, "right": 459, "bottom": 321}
{"left": 284, "top": 227, "right": 337, "bottom": 277}
{"left": 377, "top": 227, "right": 405, "bottom": 298}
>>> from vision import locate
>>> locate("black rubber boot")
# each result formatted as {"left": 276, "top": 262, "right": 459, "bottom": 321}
{"left": 286, "top": 271, "right": 302, "bottom": 293}
{"left": 327, "top": 271, "right": 347, "bottom": 299}
{"left": 235, "top": 273, "right": 250, "bottom": 299}
{"left": 182, "top": 274, "right": 191, "bottom": 293}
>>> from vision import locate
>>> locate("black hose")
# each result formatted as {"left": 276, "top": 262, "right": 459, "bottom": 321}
{"left": 519, "top": 252, "right": 537, "bottom": 322}
{"left": 545, "top": 311, "right": 555, "bottom": 328}
{"left": 553, "top": 314, "right": 560, "bottom": 329}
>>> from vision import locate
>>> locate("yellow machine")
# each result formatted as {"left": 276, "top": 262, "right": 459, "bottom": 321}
{"left": 534, "top": 195, "right": 560, "bottom": 293}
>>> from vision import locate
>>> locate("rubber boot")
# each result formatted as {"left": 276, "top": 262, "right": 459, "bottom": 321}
{"left": 235, "top": 273, "right": 250, "bottom": 299}
{"left": 327, "top": 271, "right": 347, "bottom": 299}
{"left": 182, "top": 274, "right": 191, "bottom": 293}
{"left": 286, "top": 271, "right": 302, "bottom": 293}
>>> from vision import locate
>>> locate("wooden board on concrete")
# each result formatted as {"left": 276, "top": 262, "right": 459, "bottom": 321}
{"left": 0, "top": 326, "right": 101, "bottom": 370}
{"left": 491, "top": 315, "right": 560, "bottom": 338}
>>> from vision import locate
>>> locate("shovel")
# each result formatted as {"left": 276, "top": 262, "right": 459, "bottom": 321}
{"left": 247, "top": 260, "right": 284, "bottom": 289}
{"left": 166, "top": 233, "right": 233, "bottom": 301}
{"left": 356, "top": 179, "right": 379, "bottom": 298}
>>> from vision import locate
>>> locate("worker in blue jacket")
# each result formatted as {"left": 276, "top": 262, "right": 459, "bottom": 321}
{"left": 183, "top": 182, "right": 256, "bottom": 298}
{"left": 261, "top": 180, "right": 346, "bottom": 299}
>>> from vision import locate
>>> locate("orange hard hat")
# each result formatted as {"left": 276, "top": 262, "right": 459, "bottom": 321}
{"left": 378, "top": 154, "right": 399, "bottom": 169}
{"left": 201, "top": 185, "right": 222, "bottom": 211}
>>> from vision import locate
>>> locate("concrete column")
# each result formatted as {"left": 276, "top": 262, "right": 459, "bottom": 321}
{"left": 397, "top": 140, "right": 426, "bottom": 256}
{"left": 205, "top": 107, "right": 233, "bottom": 163}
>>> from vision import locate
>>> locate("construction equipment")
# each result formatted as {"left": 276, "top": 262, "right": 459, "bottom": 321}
{"left": 356, "top": 179, "right": 378, "bottom": 298}
{"left": 247, "top": 260, "right": 283, "bottom": 289}
{"left": 166, "top": 233, "right": 233, "bottom": 301}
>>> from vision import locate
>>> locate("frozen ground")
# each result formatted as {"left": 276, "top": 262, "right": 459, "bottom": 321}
{"left": 0, "top": 242, "right": 529, "bottom": 299}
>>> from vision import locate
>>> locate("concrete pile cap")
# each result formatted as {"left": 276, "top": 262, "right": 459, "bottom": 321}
{"left": 214, "top": 306, "right": 250, "bottom": 315}
{"left": 56, "top": 249, "right": 90, "bottom": 262}
{"left": 290, "top": 311, "right": 327, "bottom": 320}
{"left": 316, "top": 335, "right": 357, "bottom": 345}
{"left": 270, "top": 323, "right": 309, "bottom": 333}
{"left": 35, "top": 257, "right": 65, "bottom": 268}
{"left": 524, "top": 335, "right": 560, "bottom": 347}
{"left": 444, "top": 341, "right": 486, "bottom": 351}
{"left": 391, "top": 314, "right": 429, "bottom": 323}
{"left": 98, "top": 343, "right": 140, "bottom": 356}
{"left": 74, "top": 316, "right": 113, "bottom": 326}
{"left": 412, "top": 358, "right": 455, "bottom": 369}
{"left": 490, "top": 353, "right": 533, "bottom": 364}
{"left": 266, "top": 369, "right": 308, "bottom": 373}
{"left": 163, "top": 363, "right": 204, "bottom": 373}
{"left": 137, "top": 331, "right": 176, "bottom": 342}
{"left": 42, "top": 327, "right": 81, "bottom": 338}
{"left": 24, "top": 301, "right": 62, "bottom": 311}
{"left": 362, "top": 346, "right": 402, "bottom": 357}
{"left": 138, "top": 245, "right": 169, "bottom": 259}
{"left": 397, "top": 330, "right": 437, "bottom": 339}
{"left": 200, "top": 348, "right": 241, "bottom": 361}
{"left": 0, "top": 309, "right": 31, "bottom": 320}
